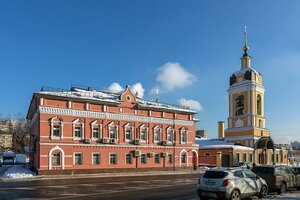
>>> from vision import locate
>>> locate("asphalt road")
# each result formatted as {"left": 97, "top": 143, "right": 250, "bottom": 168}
{"left": 0, "top": 173, "right": 200, "bottom": 200}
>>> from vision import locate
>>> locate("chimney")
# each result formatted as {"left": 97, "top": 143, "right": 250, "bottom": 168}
{"left": 218, "top": 121, "right": 225, "bottom": 139}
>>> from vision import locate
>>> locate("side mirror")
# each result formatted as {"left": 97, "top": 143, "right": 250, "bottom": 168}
{"left": 255, "top": 175, "right": 260, "bottom": 180}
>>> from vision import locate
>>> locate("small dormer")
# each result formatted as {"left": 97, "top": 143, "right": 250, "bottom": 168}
{"left": 120, "top": 85, "right": 136, "bottom": 107}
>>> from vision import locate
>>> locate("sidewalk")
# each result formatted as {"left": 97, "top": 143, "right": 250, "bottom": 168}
{"left": 1, "top": 168, "right": 204, "bottom": 182}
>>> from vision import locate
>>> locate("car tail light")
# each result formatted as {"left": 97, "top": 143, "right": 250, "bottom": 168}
{"left": 222, "top": 179, "right": 231, "bottom": 186}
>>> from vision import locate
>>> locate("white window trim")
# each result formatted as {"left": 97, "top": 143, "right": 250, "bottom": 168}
{"left": 243, "top": 152, "right": 247, "bottom": 162}
{"left": 72, "top": 119, "right": 84, "bottom": 140}
{"left": 154, "top": 153, "right": 161, "bottom": 164}
{"left": 249, "top": 152, "right": 253, "bottom": 162}
{"left": 140, "top": 153, "right": 147, "bottom": 164}
{"left": 49, "top": 146, "right": 65, "bottom": 170}
{"left": 139, "top": 124, "right": 148, "bottom": 143}
{"left": 125, "top": 153, "right": 133, "bottom": 165}
{"left": 166, "top": 126, "right": 174, "bottom": 143}
{"left": 124, "top": 123, "right": 134, "bottom": 142}
{"left": 179, "top": 149, "right": 188, "bottom": 167}
{"left": 153, "top": 125, "right": 162, "bottom": 143}
{"left": 91, "top": 120, "right": 102, "bottom": 141}
{"left": 108, "top": 122, "right": 119, "bottom": 141}
{"left": 92, "top": 152, "right": 101, "bottom": 165}
{"left": 73, "top": 152, "right": 83, "bottom": 165}
{"left": 180, "top": 128, "right": 188, "bottom": 144}
{"left": 109, "top": 152, "right": 118, "bottom": 165}
{"left": 50, "top": 116, "right": 64, "bottom": 140}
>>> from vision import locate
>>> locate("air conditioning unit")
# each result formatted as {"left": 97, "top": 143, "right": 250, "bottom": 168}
{"left": 84, "top": 138, "right": 91, "bottom": 144}
{"left": 134, "top": 139, "right": 140, "bottom": 145}
{"left": 161, "top": 141, "right": 168, "bottom": 146}
{"left": 148, "top": 152, "right": 155, "bottom": 157}
{"left": 102, "top": 137, "right": 109, "bottom": 144}
{"left": 162, "top": 151, "right": 168, "bottom": 157}
{"left": 134, "top": 150, "right": 141, "bottom": 157}
{"left": 110, "top": 138, "right": 117, "bottom": 144}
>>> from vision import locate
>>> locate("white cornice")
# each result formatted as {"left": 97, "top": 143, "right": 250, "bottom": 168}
{"left": 38, "top": 106, "right": 194, "bottom": 126}
{"left": 225, "top": 126, "right": 270, "bottom": 133}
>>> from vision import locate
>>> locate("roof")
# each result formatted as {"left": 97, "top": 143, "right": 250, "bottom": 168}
{"left": 195, "top": 138, "right": 254, "bottom": 151}
{"left": 33, "top": 86, "right": 197, "bottom": 114}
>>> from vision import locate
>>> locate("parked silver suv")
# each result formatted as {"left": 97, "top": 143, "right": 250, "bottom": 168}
{"left": 197, "top": 168, "right": 268, "bottom": 200}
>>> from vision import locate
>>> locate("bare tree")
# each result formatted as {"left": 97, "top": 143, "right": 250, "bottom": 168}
{"left": 9, "top": 115, "right": 30, "bottom": 154}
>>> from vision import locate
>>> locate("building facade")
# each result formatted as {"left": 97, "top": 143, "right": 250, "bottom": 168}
{"left": 26, "top": 86, "right": 199, "bottom": 174}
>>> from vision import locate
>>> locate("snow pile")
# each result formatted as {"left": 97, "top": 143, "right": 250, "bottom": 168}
{"left": 2, "top": 165, "right": 36, "bottom": 179}
{"left": 195, "top": 138, "right": 254, "bottom": 151}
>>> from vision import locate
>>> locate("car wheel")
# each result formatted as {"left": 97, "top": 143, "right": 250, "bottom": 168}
{"left": 230, "top": 190, "right": 241, "bottom": 200}
{"left": 258, "top": 185, "right": 268, "bottom": 199}
{"left": 277, "top": 182, "right": 287, "bottom": 194}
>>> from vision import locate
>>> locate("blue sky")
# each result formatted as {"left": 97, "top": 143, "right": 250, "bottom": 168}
{"left": 0, "top": 1, "right": 299, "bottom": 144}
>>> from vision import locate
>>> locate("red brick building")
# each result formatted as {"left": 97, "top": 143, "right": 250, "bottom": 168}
{"left": 26, "top": 86, "right": 199, "bottom": 174}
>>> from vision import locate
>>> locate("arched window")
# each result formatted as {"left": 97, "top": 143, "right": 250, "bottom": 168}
{"left": 166, "top": 126, "right": 174, "bottom": 143}
{"left": 50, "top": 116, "right": 63, "bottom": 140}
{"left": 257, "top": 95, "right": 262, "bottom": 115}
{"left": 108, "top": 122, "right": 118, "bottom": 140}
{"left": 258, "top": 120, "right": 263, "bottom": 128}
{"left": 73, "top": 119, "right": 84, "bottom": 140}
{"left": 91, "top": 120, "right": 102, "bottom": 140}
{"left": 153, "top": 125, "right": 162, "bottom": 142}
{"left": 139, "top": 124, "right": 148, "bottom": 142}
{"left": 236, "top": 95, "right": 244, "bottom": 116}
{"left": 124, "top": 123, "right": 134, "bottom": 142}
{"left": 180, "top": 127, "right": 188, "bottom": 144}
{"left": 181, "top": 152, "right": 187, "bottom": 164}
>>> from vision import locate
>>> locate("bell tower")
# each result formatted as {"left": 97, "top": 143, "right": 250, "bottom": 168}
{"left": 224, "top": 27, "right": 270, "bottom": 147}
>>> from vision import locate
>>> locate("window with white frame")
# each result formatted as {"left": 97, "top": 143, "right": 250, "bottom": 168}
{"left": 249, "top": 153, "right": 253, "bottom": 163}
{"left": 91, "top": 120, "right": 102, "bottom": 140}
{"left": 73, "top": 119, "right": 84, "bottom": 139}
{"left": 124, "top": 123, "right": 134, "bottom": 141}
{"left": 108, "top": 122, "right": 118, "bottom": 139}
{"left": 93, "top": 153, "right": 100, "bottom": 165}
{"left": 110, "top": 153, "right": 117, "bottom": 165}
{"left": 53, "top": 152, "right": 61, "bottom": 166}
{"left": 180, "top": 128, "right": 188, "bottom": 144}
{"left": 153, "top": 125, "right": 161, "bottom": 142}
{"left": 125, "top": 153, "right": 133, "bottom": 164}
{"left": 140, "top": 124, "right": 148, "bottom": 142}
{"left": 140, "top": 154, "right": 147, "bottom": 164}
{"left": 243, "top": 153, "right": 247, "bottom": 162}
{"left": 50, "top": 116, "right": 63, "bottom": 139}
{"left": 181, "top": 152, "right": 187, "bottom": 164}
{"left": 167, "top": 127, "right": 174, "bottom": 143}
{"left": 74, "top": 153, "right": 82, "bottom": 165}
{"left": 155, "top": 154, "right": 160, "bottom": 164}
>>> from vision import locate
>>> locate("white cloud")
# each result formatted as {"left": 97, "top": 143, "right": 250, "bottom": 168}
{"left": 130, "top": 83, "right": 145, "bottom": 98}
{"left": 154, "top": 62, "right": 196, "bottom": 92}
{"left": 178, "top": 98, "right": 203, "bottom": 112}
{"left": 108, "top": 82, "right": 124, "bottom": 92}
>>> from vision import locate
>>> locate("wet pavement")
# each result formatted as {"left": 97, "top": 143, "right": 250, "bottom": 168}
{"left": 0, "top": 173, "right": 200, "bottom": 200}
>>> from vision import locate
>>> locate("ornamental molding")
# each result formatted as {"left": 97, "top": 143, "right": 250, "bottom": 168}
{"left": 38, "top": 106, "right": 194, "bottom": 126}
{"left": 228, "top": 83, "right": 265, "bottom": 95}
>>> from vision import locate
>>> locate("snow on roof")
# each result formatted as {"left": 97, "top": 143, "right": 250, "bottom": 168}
{"left": 38, "top": 86, "right": 197, "bottom": 113}
{"left": 233, "top": 67, "right": 259, "bottom": 76}
{"left": 195, "top": 138, "right": 254, "bottom": 151}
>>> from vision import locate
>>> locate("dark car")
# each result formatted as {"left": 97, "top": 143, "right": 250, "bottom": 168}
{"left": 293, "top": 167, "right": 300, "bottom": 175}
{"left": 252, "top": 165, "right": 300, "bottom": 194}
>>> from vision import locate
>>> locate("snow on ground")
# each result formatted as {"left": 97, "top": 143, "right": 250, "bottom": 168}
{"left": 1, "top": 165, "right": 36, "bottom": 179}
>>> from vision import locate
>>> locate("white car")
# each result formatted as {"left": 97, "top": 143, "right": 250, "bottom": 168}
{"left": 197, "top": 167, "right": 268, "bottom": 200}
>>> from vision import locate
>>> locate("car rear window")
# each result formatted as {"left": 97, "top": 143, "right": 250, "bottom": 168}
{"left": 203, "top": 171, "right": 228, "bottom": 179}
{"left": 252, "top": 167, "right": 274, "bottom": 174}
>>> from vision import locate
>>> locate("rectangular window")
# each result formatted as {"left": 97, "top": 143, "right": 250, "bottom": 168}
{"left": 126, "top": 153, "right": 133, "bottom": 164}
{"left": 167, "top": 154, "right": 173, "bottom": 164}
{"left": 155, "top": 154, "right": 160, "bottom": 164}
{"left": 154, "top": 131, "right": 160, "bottom": 141}
{"left": 140, "top": 130, "right": 146, "bottom": 141}
{"left": 243, "top": 153, "right": 247, "bottom": 162}
{"left": 93, "top": 153, "right": 100, "bottom": 165}
{"left": 53, "top": 152, "right": 60, "bottom": 166}
{"left": 181, "top": 133, "right": 187, "bottom": 143}
{"left": 109, "top": 129, "right": 117, "bottom": 139}
{"left": 110, "top": 153, "right": 117, "bottom": 165}
{"left": 140, "top": 154, "right": 147, "bottom": 164}
{"left": 93, "top": 127, "right": 100, "bottom": 138}
{"left": 75, "top": 126, "right": 82, "bottom": 138}
{"left": 125, "top": 129, "right": 131, "bottom": 140}
{"left": 167, "top": 132, "right": 173, "bottom": 142}
{"left": 249, "top": 153, "right": 253, "bottom": 163}
{"left": 53, "top": 125, "right": 60, "bottom": 137}
{"left": 235, "top": 153, "right": 240, "bottom": 165}
{"left": 75, "top": 153, "right": 82, "bottom": 165}
{"left": 276, "top": 154, "right": 279, "bottom": 162}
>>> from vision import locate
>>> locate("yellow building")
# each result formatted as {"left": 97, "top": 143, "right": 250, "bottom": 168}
{"left": 223, "top": 28, "right": 287, "bottom": 165}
